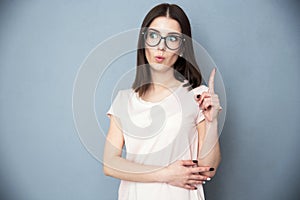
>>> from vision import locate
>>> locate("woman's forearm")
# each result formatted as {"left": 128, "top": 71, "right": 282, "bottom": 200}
{"left": 197, "top": 119, "right": 221, "bottom": 177}
{"left": 103, "top": 116, "right": 214, "bottom": 186}
{"left": 103, "top": 154, "right": 212, "bottom": 189}
{"left": 103, "top": 142, "right": 165, "bottom": 183}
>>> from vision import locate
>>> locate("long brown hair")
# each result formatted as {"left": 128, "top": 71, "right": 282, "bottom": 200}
{"left": 132, "top": 3, "right": 202, "bottom": 97}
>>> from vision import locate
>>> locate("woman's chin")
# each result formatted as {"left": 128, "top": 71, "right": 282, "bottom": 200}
{"left": 149, "top": 63, "right": 171, "bottom": 72}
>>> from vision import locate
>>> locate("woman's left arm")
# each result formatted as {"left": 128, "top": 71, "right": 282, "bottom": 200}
{"left": 195, "top": 68, "right": 222, "bottom": 177}
{"left": 196, "top": 119, "right": 221, "bottom": 177}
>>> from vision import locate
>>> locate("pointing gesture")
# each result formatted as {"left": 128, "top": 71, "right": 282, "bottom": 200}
{"left": 196, "top": 68, "right": 222, "bottom": 122}
{"left": 208, "top": 68, "right": 216, "bottom": 94}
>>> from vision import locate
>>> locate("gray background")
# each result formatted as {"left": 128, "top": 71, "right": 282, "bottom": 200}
{"left": 0, "top": 0, "right": 299, "bottom": 199}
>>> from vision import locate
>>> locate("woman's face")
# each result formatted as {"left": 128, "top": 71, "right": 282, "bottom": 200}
{"left": 145, "top": 16, "right": 182, "bottom": 72}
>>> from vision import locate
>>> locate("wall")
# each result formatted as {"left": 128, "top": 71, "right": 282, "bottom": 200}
{"left": 0, "top": 0, "right": 299, "bottom": 199}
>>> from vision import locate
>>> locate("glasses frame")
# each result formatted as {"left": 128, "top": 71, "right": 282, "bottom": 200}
{"left": 142, "top": 28, "right": 185, "bottom": 50}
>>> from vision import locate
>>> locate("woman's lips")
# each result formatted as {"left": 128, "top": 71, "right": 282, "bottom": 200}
{"left": 155, "top": 56, "right": 165, "bottom": 63}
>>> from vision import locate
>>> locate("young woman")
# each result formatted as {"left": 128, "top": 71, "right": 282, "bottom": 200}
{"left": 103, "top": 3, "right": 222, "bottom": 200}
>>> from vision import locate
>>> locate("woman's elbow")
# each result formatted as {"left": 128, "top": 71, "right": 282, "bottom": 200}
{"left": 102, "top": 154, "right": 121, "bottom": 177}
{"left": 210, "top": 156, "right": 222, "bottom": 178}
{"left": 103, "top": 165, "right": 112, "bottom": 176}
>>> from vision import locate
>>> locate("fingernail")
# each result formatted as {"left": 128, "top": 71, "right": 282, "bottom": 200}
{"left": 203, "top": 181, "right": 206, "bottom": 185}
{"left": 192, "top": 160, "right": 198, "bottom": 164}
{"left": 209, "top": 168, "right": 215, "bottom": 171}
{"left": 207, "top": 177, "right": 211, "bottom": 181}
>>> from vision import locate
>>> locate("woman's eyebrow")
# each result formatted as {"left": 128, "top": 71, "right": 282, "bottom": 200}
{"left": 167, "top": 31, "right": 181, "bottom": 35}
{"left": 148, "top": 28, "right": 181, "bottom": 35}
{"left": 148, "top": 28, "right": 160, "bottom": 33}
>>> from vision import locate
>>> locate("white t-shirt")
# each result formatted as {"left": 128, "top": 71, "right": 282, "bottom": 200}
{"left": 107, "top": 83, "right": 208, "bottom": 200}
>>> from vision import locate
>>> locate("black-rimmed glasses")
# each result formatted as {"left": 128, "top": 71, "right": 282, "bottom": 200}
{"left": 142, "top": 28, "right": 185, "bottom": 50}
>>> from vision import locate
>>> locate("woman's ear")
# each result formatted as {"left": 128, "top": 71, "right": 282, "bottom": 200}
{"left": 179, "top": 45, "right": 185, "bottom": 57}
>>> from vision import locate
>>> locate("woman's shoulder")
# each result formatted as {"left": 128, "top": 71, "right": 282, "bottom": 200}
{"left": 116, "top": 88, "right": 133, "bottom": 95}
{"left": 113, "top": 88, "right": 135, "bottom": 100}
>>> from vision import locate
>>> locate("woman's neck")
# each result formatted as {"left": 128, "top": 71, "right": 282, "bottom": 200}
{"left": 141, "top": 67, "right": 182, "bottom": 102}
{"left": 150, "top": 67, "right": 180, "bottom": 89}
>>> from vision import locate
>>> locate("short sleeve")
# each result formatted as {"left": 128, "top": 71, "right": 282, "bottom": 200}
{"left": 192, "top": 85, "right": 209, "bottom": 124}
{"left": 106, "top": 91, "right": 121, "bottom": 118}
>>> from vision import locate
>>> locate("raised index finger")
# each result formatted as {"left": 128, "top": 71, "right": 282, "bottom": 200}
{"left": 208, "top": 68, "right": 216, "bottom": 94}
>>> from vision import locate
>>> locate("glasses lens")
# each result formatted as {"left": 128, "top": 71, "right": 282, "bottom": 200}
{"left": 166, "top": 35, "right": 182, "bottom": 50}
{"left": 144, "top": 30, "right": 160, "bottom": 46}
{"left": 143, "top": 29, "right": 184, "bottom": 50}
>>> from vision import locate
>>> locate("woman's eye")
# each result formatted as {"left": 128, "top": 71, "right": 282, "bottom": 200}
{"left": 168, "top": 36, "right": 178, "bottom": 42}
{"left": 149, "top": 32, "right": 158, "bottom": 39}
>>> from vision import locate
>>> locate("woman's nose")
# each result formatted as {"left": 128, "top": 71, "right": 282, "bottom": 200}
{"left": 157, "top": 38, "right": 166, "bottom": 50}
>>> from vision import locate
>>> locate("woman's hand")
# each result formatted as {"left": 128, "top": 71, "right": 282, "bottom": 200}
{"left": 196, "top": 68, "right": 222, "bottom": 122}
{"left": 161, "top": 160, "right": 213, "bottom": 190}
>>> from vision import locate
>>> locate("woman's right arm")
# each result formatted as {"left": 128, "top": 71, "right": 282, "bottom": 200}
{"left": 103, "top": 115, "right": 211, "bottom": 190}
